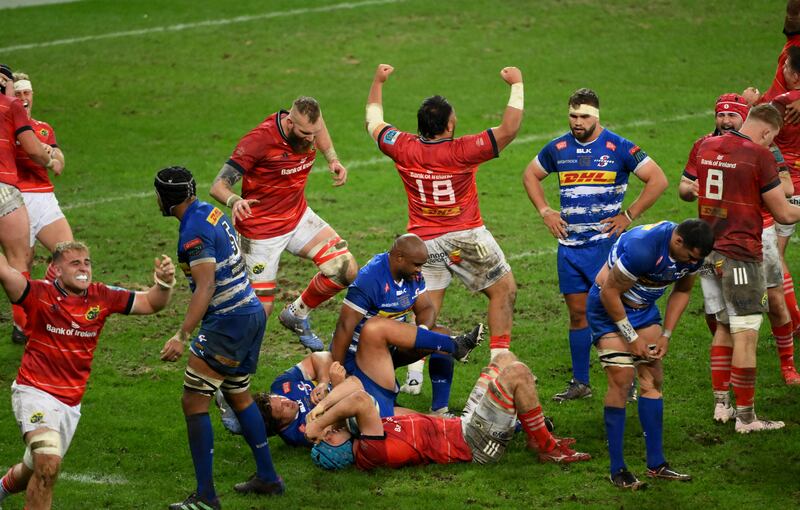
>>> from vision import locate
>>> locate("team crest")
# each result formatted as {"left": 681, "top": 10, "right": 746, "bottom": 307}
{"left": 30, "top": 411, "right": 44, "bottom": 424}
{"left": 252, "top": 263, "right": 265, "bottom": 274}
{"left": 85, "top": 305, "right": 100, "bottom": 321}
{"left": 449, "top": 249, "right": 462, "bottom": 265}
{"left": 39, "top": 128, "right": 49, "bottom": 137}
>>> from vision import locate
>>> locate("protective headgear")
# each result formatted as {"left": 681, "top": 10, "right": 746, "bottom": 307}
{"left": 715, "top": 93, "right": 750, "bottom": 121}
{"left": 154, "top": 166, "right": 196, "bottom": 216}
{"left": 0, "top": 64, "right": 12, "bottom": 94}
{"left": 311, "top": 439, "right": 354, "bottom": 470}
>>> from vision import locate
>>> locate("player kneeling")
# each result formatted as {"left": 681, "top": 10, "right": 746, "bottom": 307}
{"left": 304, "top": 352, "right": 591, "bottom": 470}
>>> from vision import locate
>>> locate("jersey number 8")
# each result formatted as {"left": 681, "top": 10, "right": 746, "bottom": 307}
{"left": 705, "top": 169, "right": 724, "bottom": 200}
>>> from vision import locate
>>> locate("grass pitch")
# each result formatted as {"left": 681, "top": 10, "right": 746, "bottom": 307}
{"left": 0, "top": 0, "right": 798, "bottom": 508}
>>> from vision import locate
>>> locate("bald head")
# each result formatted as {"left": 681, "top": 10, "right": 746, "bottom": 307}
{"left": 389, "top": 234, "right": 428, "bottom": 281}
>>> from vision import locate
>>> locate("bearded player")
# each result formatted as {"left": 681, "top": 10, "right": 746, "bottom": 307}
{"left": 210, "top": 97, "right": 357, "bottom": 351}
{"left": 365, "top": 64, "right": 522, "bottom": 372}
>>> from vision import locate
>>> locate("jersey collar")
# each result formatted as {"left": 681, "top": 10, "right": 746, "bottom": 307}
{"left": 276, "top": 110, "right": 291, "bottom": 144}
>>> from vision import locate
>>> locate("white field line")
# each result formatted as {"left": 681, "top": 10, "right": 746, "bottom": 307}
{"left": 61, "top": 109, "right": 710, "bottom": 213}
{"left": 59, "top": 472, "right": 128, "bottom": 485}
{"left": 0, "top": 0, "right": 403, "bottom": 53}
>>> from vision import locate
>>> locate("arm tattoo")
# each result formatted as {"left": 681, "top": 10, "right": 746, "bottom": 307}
{"left": 214, "top": 163, "right": 243, "bottom": 188}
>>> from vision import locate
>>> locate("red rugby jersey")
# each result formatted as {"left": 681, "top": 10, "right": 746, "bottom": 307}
{"left": 695, "top": 132, "right": 781, "bottom": 262}
{"left": 762, "top": 33, "right": 800, "bottom": 102}
{"left": 354, "top": 414, "right": 472, "bottom": 470}
{"left": 770, "top": 91, "right": 800, "bottom": 194}
{"left": 15, "top": 118, "right": 57, "bottom": 192}
{"left": 377, "top": 126, "right": 498, "bottom": 240}
{"left": 15, "top": 279, "right": 134, "bottom": 406}
{"left": 0, "top": 95, "right": 31, "bottom": 186}
{"left": 227, "top": 111, "right": 316, "bottom": 239}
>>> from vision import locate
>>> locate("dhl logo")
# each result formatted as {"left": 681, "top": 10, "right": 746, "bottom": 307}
{"left": 206, "top": 207, "right": 223, "bottom": 226}
{"left": 559, "top": 171, "right": 617, "bottom": 185}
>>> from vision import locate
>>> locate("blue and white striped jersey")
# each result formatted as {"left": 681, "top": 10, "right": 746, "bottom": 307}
{"left": 177, "top": 200, "right": 261, "bottom": 317}
{"left": 535, "top": 129, "right": 650, "bottom": 246}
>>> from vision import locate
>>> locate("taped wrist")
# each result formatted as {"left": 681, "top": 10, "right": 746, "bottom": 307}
{"left": 366, "top": 103, "right": 384, "bottom": 135}
{"left": 508, "top": 83, "right": 524, "bottom": 110}
{"left": 615, "top": 317, "right": 639, "bottom": 343}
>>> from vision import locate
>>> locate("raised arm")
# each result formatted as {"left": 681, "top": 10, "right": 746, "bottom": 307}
{"left": 490, "top": 67, "right": 524, "bottom": 152}
{"left": 0, "top": 252, "right": 29, "bottom": 303}
{"left": 365, "top": 64, "right": 394, "bottom": 142}
{"left": 523, "top": 159, "right": 567, "bottom": 239}
{"left": 130, "top": 255, "right": 175, "bottom": 315}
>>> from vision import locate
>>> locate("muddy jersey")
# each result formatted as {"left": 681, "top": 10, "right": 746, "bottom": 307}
{"left": 15, "top": 279, "right": 134, "bottom": 406}
{"left": 377, "top": 126, "right": 498, "bottom": 240}
{"left": 227, "top": 111, "right": 317, "bottom": 239}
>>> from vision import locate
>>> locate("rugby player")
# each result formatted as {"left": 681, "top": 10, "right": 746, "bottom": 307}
{"left": 156, "top": 167, "right": 283, "bottom": 510}
{"left": 679, "top": 93, "right": 800, "bottom": 388}
{"left": 693, "top": 104, "right": 800, "bottom": 432}
{"left": 587, "top": 219, "right": 713, "bottom": 489}
{"left": 365, "top": 63, "right": 522, "bottom": 364}
{"left": 523, "top": 88, "right": 668, "bottom": 402}
{"left": 304, "top": 351, "right": 591, "bottom": 470}
{"left": 210, "top": 96, "right": 357, "bottom": 352}
{"left": 0, "top": 63, "right": 63, "bottom": 346}
{"left": 0, "top": 241, "right": 175, "bottom": 509}
{"left": 330, "top": 234, "right": 457, "bottom": 414}
{"left": 10, "top": 72, "right": 72, "bottom": 345}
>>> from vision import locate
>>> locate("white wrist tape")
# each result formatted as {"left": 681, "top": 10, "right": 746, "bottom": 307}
{"left": 323, "top": 147, "right": 339, "bottom": 163}
{"left": 615, "top": 317, "right": 639, "bottom": 343}
{"left": 418, "top": 324, "right": 429, "bottom": 330}
{"left": 508, "top": 83, "right": 524, "bottom": 110}
{"left": 154, "top": 271, "right": 175, "bottom": 290}
{"left": 662, "top": 329, "right": 672, "bottom": 339}
{"left": 366, "top": 103, "right": 384, "bottom": 135}
{"left": 226, "top": 194, "right": 242, "bottom": 208}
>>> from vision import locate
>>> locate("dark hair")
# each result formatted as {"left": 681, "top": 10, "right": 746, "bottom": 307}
{"left": 748, "top": 103, "right": 784, "bottom": 130}
{"left": 0, "top": 63, "right": 12, "bottom": 94}
{"left": 293, "top": 96, "right": 321, "bottom": 123}
{"left": 788, "top": 46, "right": 800, "bottom": 75}
{"left": 417, "top": 95, "right": 453, "bottom": 139}
{"left": 568, "top": 88, "right": 600, "bottom": 109}
{"left": 253, "top": 392, "right": 280, "bottom": 437}
{"left": 675, "top": 219, "right": 714, "bottom": 257}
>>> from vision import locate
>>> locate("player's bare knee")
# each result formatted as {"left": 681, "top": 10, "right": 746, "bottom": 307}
{"left": 491, "top": 351, "right": 518, "bottom": 369}
{"left": 32, "top": 455, "right": 60, "bottom": 486}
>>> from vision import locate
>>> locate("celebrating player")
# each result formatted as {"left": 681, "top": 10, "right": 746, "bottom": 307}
{"left": 330, "top": 234, "right": 457, "bottom": 414}
{"left": 0, "top": 63, "right": 63, "bottom": 346}
{"left": 155, "top": 167, "right": 283, "bottom": 510}
{"left": 9, "top": 72, "right": 72, "bottom": 345}
{"left": 365, "top": 63, "right": 522, "bottom": 364}
{"left": 588, "top": 219, "right": 713, "bottom": 489}
{"left": 305, "top": 351, "right": 591, "bottom": 470}
{"left": 693, "top": 104, "right": 800, "bottom": 432}
{"left": 679, "top": 93, "right": 800, "bottom": 387}
{"left": 0, "top": 242, "right": 175, "bottom": 509}
{"left": 523, "top": 88, "right": 668, "bottom": 402}
{"left": 210, "top": 96, "right": 357, "bottom": 351}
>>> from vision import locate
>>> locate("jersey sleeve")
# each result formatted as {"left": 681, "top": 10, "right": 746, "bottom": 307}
{"left": 534, "top": 142, "right": 559, "bottom": 175}
{"left": 11, "top": 99, "right": 31, "bottom": 137}
{"left": 618, "top": 137, "right": 651, "bottom": 173}
{"left": 98, "top": 283, "right": 136, "bottom": 315}
{"left": 683, "top": 138, "right": 703, "bottom": 180}
{"left": 227, "top": 126, "right": 268, "bottom": 174}
{"left": 179, "top": 220, "right": 217, "bottom": 267}
{"left": 614, "top": 237, "right": 657, "bottom": 280}
{"left": 342, "top": 278, "right": 375, "bottom": 316}
{"left": 450, "top": 130, "right": 498, "bottom": 166}
{"left": 42, "top": 122, "right": 58, "bottom": 146}
{"left": 270, "top": 366, "right": 306, "bottom": 395}
{"left": 757, "top": 148, "right": 781, "bottom": 194}
{"left": 376, "top": 126, "right": 404, "bottom": 161}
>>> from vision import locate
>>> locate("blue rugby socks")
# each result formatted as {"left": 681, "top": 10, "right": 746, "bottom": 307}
{"left": 429, "top": 353, "right": 454, "bottom": 411}
{"left": 638, "top": 397, "right": 666, "bottom": 470}
{"left": 235, "top": 401, "right": 279, "bottom": 482}
{"left": 569, "top": 327, "right": 592, "bottom": 385}
{"left": 185, "top": 413, "right": 216, "bottom": 502}
{"left": 414, "top": 327, "right": 454, "bottom": 353}
{"left": 604, "top": 406, "right": 627, "bottom": 474}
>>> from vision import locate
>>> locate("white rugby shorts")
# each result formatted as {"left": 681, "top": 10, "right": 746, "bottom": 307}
{"left": 0, "top": 182, "right": 24, "bottom": 217}
{"left": 22, "top": 192, "right": 66, "bottom": 247}
{"left": 762, "top": 225, "right": 783, "bottom": 289}
{"left": 422, "top": 226, "right": 511, "bottom": 292}
{"left": 11, "top": 381, "right": 81, "bottom": 459}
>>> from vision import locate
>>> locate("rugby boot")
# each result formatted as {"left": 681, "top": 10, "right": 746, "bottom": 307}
{"left": 11, "top": 326, "right": 26, "bottom": 345}
{"left": 646, "top": 462, "right": 692, "bottom": 481}
{"left": 552, "top": 379, "right": 592, "bottom": 402}
{"left": 610, "top": 469, "right": 647, "bottom": 490}
{"left": 735, "top": 415, "right": 785, "bottom": 434}
{"left": 781, "top": 366, "right": 800, "bottom": 386}
{"left": 400, "top": 373, "right": 423, "bottom": 395}
{"left": 537, "top": 439, "right": 591, "bottom": 464}
{"left": 452, "top": 323, "right": 484, "bottom": 362}
{"left": 278, "top": 306, "right": 324, "bottom": 351}
{"left": 168, "top": 493, "right": 221, "bottom": 510}
{"left": 233, "top": 474, "right": 285, "bottom": 496}
{"left": 526, "top": 435, "right": 575, "bottom": 452}
{"left": 713, "top": 402, "right": 736, "bottom": 423}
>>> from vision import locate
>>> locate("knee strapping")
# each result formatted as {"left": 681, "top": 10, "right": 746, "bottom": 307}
{"left": 730, "top": 314, "right": 763, "bottom": 333}
{"left": 184, "top": 366, "right": 223, "bottom": 396}
{"left": 310, "top": 236, "right": 355, "bottom": 286}
{"left": 221, "top": 374, "right": 251, "bottom": 394}
{"left": 27, "top": 430, "right": 61, "bottom": 460}
{"left": 486, "top": 379, "right": 515, "bottom": 412}
{"left": 251, "top": 281, "right": 277, "bottom": 302}
{"left": 597, "top": 349, "right": 636, "bottom": 369}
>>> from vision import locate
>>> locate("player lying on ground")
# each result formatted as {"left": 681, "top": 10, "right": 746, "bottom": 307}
{"left": 304, "top": 352, "right": 591, "bottom": 470}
